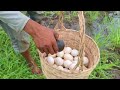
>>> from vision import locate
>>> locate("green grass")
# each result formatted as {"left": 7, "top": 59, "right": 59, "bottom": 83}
{"left": 0, "top": 30, "right": 45, "bottom": 79}
{"left": 84, "top": 11, "right": 101, "bottom": 24}
{"left": 88, "top": 11, "right": 120, "bottom": 79}
{"left": 0, "top": 11, "right": 120, "bottom": 79}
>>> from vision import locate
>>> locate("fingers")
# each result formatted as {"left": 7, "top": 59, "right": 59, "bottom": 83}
{"left": 39, "top": 44, "right": 56, "bottom": 55}
{"left": 39, "top": 46, "right": 49, "bottom": 55}
{"left": 39, "top": 43, "right": 58, "bottom": 54}
{"left": 52, "top": 40, "right": 59, "bottom": 53}
{"left": 38, "top": 30, "right": 59, "bottom": 55}
{"left": 54, "top": 32, "right": 59, "bottom": 40}
{"left": 51, "top": 30, "right": 59, "bottom": 40}
{"left": 43, "top": 47, "right": 49, "bottom": 54}
{"left": 39, "top": 48, "right": 44, "bottom": 53}
{"left": 47, "top": 45, "right": 55, "bottom": 55}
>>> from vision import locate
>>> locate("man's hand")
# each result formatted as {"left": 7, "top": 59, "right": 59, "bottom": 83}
{"left": 24, "top": 19, "right": 59, "bottom": 54}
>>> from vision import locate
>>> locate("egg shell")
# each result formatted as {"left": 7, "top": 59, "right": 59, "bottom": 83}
{"left": 64, "top": 54, "right": 73, "bottom": 61}
{"left": 72, "top": 60, "right": 78, "bottom": 65}
{"left": 74, "top": 67, "right": 80, "bottom": 73}
{"left": 74, "top": 56, "right": 79, "bottom": 61}
{"left": 83, "top": 57, "right": 89, "bottom": 65}
{"left": 47, "top": 56, "right": 54, "bottom": 65}
{"left": 57, "top": 66, "right": 64, "bottom": 71}
{"left": 69, "top": 63, "right": 76, "bottom": 70}
{"left": 54, "top": 58, "right": 57, "bottom": 62}
{"left": 55, "top": 57, "right": 64, "bottom": 66}
{"left": 64, "top": 47, "right": 72, "bottom": 54}
{"left": 71, "top": 49, "right": 79, "bottom": 57}
{"left": 63, "top": 60, "right": 72, "bottom": 68}
{"left": 56, "top": 51, "right": 64, "bottom": 58}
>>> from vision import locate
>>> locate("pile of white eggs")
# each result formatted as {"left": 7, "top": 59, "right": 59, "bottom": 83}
{"left": 45, "top": 47, "right": 89, "bottom": 73}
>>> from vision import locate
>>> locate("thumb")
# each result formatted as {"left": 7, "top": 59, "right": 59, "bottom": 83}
{"left": 51, "top": 30, "right": 59, "bottom": 40}
{"left": 54, "top": 31, "right": 59, "bottom": 40}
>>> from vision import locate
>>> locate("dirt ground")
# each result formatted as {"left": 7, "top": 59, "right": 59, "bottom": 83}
{"left": 109, "top": 69, "right": 120, "bottom": 79}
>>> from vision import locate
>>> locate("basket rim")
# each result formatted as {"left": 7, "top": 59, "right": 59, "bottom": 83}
{"left": 39, "top": 29, "right": 100, "bottom": 74}
{"left": 56, "top": 28, "right": 100, "bottom": 62}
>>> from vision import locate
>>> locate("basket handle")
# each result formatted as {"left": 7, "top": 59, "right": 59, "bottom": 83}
{"left": 73, "top": 11, "right": 85, "bottom": 71}
{"left": 54, "top": 11, "right": 86, "bottom": 71}
{"left": 54, "top": 11, "right": 67, "bottom": 31}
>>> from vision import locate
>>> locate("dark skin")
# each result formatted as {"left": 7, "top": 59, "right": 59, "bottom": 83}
{"left": 22, "top": 19, "right": 59, "bottom": 74}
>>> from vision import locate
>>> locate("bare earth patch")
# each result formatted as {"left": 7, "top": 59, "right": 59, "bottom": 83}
{"left": 109, "top": 69, "right": 120, "bottom": 79}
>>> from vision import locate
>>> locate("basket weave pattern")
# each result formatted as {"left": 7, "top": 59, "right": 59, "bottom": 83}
{"left": 38, "top": 11, "right": 100, "bottom": 79}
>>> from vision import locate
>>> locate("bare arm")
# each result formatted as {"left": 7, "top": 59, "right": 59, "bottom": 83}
{"left": 0, "top": 11, "right": 59, "bottom": 54}
{"left": 24, "top": 19, "right": 59, "bottom": 54}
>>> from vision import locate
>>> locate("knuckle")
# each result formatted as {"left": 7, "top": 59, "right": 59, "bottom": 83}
{"left": 45, "top": 42, "right": 52, "bottom": 47}
{"left": 50, "top": 51, "right": 54, "bottom": 55}
{"left": 46, "top": 52, "right": 49, "bottom": 54}
{"left": 39, "top": 49, "right": 44, "bottom": 53}
{"left": 40, "top": 50, "right": 44, "bottom": 53}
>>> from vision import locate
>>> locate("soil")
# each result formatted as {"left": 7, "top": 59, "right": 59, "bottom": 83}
{"left": 109, "top": 69, "right": 120, "bottom": 79}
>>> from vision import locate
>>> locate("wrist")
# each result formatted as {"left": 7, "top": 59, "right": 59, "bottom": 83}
{"left": 24, "top": 19, "right": 40, "bottom": 38}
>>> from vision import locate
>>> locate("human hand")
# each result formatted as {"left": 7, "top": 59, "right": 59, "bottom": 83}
{"left": 24, "top": 19, "right": 59, "bottom": 54}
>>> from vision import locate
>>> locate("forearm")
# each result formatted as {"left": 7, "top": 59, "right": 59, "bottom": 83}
{"left": 24, "top": 19, "right": 42, "bottom": 38}
{"left": 0, "top": 11, "right": 30, "bottom": 32}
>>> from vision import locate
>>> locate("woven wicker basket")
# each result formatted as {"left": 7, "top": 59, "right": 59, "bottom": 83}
{"left": 37, "top": 11, "right": 100, "bottom": 79}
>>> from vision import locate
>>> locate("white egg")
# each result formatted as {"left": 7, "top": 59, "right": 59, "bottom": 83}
{"left": 48, "top": 53, "right": 56, "bottom": 58}
{"left": 47, "top": 56, "right": 54, "bottom": 65}
{"left": 83, "top": 57, "right": 89, "bottom": 65}
{"left": 64, "top": 47, "right": 72, "bottom": 54}
{"left": 72, "top": 60, "right": 78, "bottom": 65}
{"left": 69, "top": 63, "right": 76, "bottom": 70}
{"left": 53, "top": 64, "right": 57, "bottom": 68}
{"left": 74, "top": 67, "right": 80, "bottom": 73}
{"left": 54, "top": 57, "right": 57, "bottom": 60}
{"left": 76, "top": 67, "right": 80, "bottom": 71}
{"left": 55, "top": 57, "right": 64, "bottom": 66}
{"left": 74, "top": 56, "right": 79, "bottom": 61}
{"left": 64, "top": 54, "right": 73, "bottom": 61}
{"left": 57, "top": 66, "right": 64, "bottom": 71}
{"left": 56, "top": 51, "right": 64, "bottom": 58}
{"left": 63, "top": 68, "right": 71, "bottom": 73}
{"left": 63, "top": 60, "right": 72, "bottom": 68}
{"left": 71, "top": 49, "right": 79, "bottom": 56}
{"left": 54, "top": 58, "right": 57, "bottom": 63}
